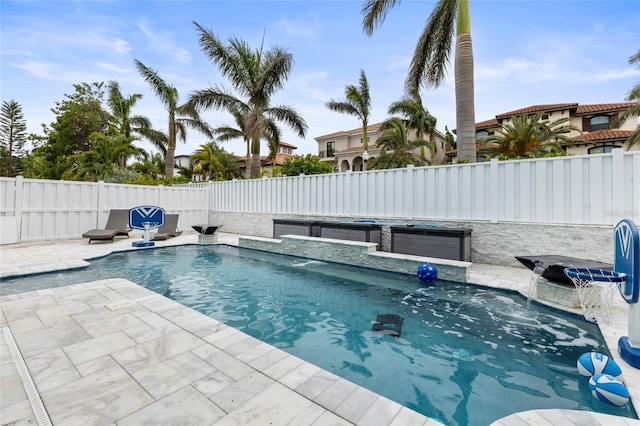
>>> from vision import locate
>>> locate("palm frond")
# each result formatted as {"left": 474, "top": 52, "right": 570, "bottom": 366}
{"left": 187, "top": 87, "right": 248, "bottom": 113}
{"left": 267, "top": 105, "right": 308, "bottom": 138}
{"left": 407, "top": 0, "right": 456, "bottom": 94}
{"left": 361, "top": 0, "right": 402, "bottom": 36}
{"left": 134, "top": 60, "right": 173, "bottom": 108}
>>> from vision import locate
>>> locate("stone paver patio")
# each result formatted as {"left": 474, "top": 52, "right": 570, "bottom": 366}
{"left": 1, "top": 232, "right": 638, "bottom": 425}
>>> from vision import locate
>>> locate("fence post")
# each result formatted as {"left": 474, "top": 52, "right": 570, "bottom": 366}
{"left": 405, "top": 165, "right": 414, "bottom": 218}
{"left": 14, "top": 175, "right": 24, "bottom": 241}
{"left": 96, "top": 180, "right": 105, "bottom": 227}
{"left": 157, "top": 185, "right": 163, "bottom": 207}
{"left": 490, "top": 158, "right": 499, "bottom": 223}
{"left": 611, "top": 148, "right": 625, "bottom": 224}
{"left": 207, "top": 181, "right": 213, "bottom": 221}
{"left": 345, "top": 170, "right": 352, "bottom": 216}
{"left": 299, "top": 174, "right": 306, "bottom": 214}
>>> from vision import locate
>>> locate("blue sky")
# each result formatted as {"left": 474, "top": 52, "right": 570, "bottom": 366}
{"left": 1, "top": 1, "right": 638, "bottom": 157}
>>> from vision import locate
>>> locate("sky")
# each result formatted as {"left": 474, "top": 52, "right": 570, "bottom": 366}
{"left": 1, "top": 0, "right": 639, "bottom": 158}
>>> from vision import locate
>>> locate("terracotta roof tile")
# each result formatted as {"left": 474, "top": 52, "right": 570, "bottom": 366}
{"left": 475, "top": 118, "right": 499, "bottom": 129}
{"left": 571, "top": 129, "right": 634, "bottom": 143}
{"left": 495, "top": 104, "right": 578, "bottom": 119}
{"left": 444, "top": 143, "right": 484, "bottom": 156}
{"left": 574, "top": 103, "right": 639, "bottom": 115}
{"left": 278, "top": 141, "right": 297, "bottom": 149}
{"left": 238, "top": 153, "right": 296, "bottom": 166}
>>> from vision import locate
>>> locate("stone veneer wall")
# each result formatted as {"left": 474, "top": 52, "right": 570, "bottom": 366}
{"left": 210, "top": 211, "right": 614, "bottom": 268}
{"left": 238, "top": 235, "right": 470, "bottom": 283}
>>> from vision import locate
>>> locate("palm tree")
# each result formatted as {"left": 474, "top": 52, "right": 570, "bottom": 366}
{"left": 214, "top": 108, "right": 279, "bottom": 178}
{"left": 131, "top": 151, "right": 165, "bottom": 178}
{"left": 213, "top": 148, "right": 243, "bottom": 180}
{"left": 388, "top": 94, "right": 439, "bottom": 162}
{"left": 362, "top": 0, "right": 476, "bottom": 162}
{"left": 134, "top": 59, "right": 214, "bottom": 178}
{"left": 192, "top": 142, "right": 224, "bottom": 181}
{"left": 615, "top": 49, "right": 640, "bottom": 147}
{"left": 264, "top": 121, "right": 282, "bottom": 174}
{"left": 326, "top": 69, "right": 372, "bottom": 169}
{"left": 214, "top": 108, "right": 250, "bottom": 169}
{"left": 479, "top": 112, "right": 579, "bottom": 159}
{"left": 368, "top": 117, "right": 425, "bottom": 170}
{"left": 65, "top": 131, "right": 143, "bottom": 181}
{"left": 106, "top": 81, "right": 167, "bottom": 162}
{"left": 188, "top": 22, "right": 307, "bottom": 179}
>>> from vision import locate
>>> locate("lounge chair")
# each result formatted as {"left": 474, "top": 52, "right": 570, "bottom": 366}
{"left": 152, "top": 214, "right": 183, "bottom": 241}
{"left": 82, "top": 209, "right": 132, "bottom": 243}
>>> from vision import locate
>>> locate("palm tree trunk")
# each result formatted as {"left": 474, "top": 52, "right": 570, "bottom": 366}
{"left": 165, "top": 113, "right": 176, "bottom": 177}
{"left": 165, "top": 147, "right": 175, "bottom": 178}
{"left": 454, "top": 2, "right": 476, "bottom": 163}
{"left": 249, "top": 153, "right": 261, "bottom": 178}
{"left": 249, "top": 136, "right": 261, "bottom": 178}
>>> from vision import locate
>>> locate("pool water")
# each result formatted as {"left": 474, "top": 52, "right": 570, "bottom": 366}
{"left": 2, "top": 245, "right": 637, "bottom": 425}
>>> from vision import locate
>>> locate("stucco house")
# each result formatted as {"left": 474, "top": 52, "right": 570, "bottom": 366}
{"left": 174, "top": 155, "right": 192, "bottom": 177}
{"left": 238, "top": 142, "right": 298, "bottom": 177}
{"left": 449, "top": 102, "right": 639, "bottom": 159}
{"left": 315, "top": 122, "right": 448, "bottom": 172}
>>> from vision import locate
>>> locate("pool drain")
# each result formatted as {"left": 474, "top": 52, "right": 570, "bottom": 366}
{"left": 3, "top": 327, "right": 52, "bottom": 426}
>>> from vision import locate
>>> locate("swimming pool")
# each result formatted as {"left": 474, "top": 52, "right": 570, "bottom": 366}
{"left": 1, "top": 245, "right": 637, "bottom": 425}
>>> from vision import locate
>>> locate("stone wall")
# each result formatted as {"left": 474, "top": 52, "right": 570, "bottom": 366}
{"left": 238, "top": 235, "right": 470, "bottom": 283}
{"left": 210, "top": 211, "right": 613, "bottom": 267}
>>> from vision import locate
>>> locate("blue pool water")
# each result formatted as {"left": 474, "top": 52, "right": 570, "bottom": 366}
{"left": 1, "top": 245, "right": 637, "bottom": 425}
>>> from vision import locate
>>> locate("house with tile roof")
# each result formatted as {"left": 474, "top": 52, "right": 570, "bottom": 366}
{"left": 315, "top": 122, "right": 448, "bottom": 172}
{"left": 238, "top": 141, "right": 298, "bottom": 177}
{"left": 450, "top": 102, "right": 639, "bottom": 159}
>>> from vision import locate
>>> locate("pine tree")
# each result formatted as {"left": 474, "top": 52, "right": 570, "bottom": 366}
{"left": 0, "top": 99, "right": 27, "bottom": 177}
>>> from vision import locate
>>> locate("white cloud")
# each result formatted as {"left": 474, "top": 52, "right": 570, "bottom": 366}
{"left": 137, "top": 20, "right": 192, "bottom": 64}
{"left": 476, "top": 57, "right": 635, "bottom": 87}
{"left": 384, "top": 54, "right": 410, "bottom": 72}
{"left": 286, "top": 70, "right": 332, "bottom": 102}
{"left": 11, "top": 61, "right": 59, "bottom": 80}
{"left": 275, "top": 16, "right": 321, "bottom": 39}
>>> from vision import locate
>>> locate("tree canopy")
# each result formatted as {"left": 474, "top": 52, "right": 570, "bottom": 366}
{"left": 479, "top": 112, "right": 579, "bottom": 159}
{"left": 188, "top": 22, "right": 307, "bottom": 179}
{"left": 281, "top": 154, "right": 333, "bottom": 176}
{"left": 367, "top": 117, "right": 426, "bottom": 169}
{"left": 362, "top": 0, "right": 476, "bottom": 162}
{"left": 326, "top": 69, "right": 372, "bottom": 157}
{"left": 0, "top": 99, "right": 27, "bottom": 177}
{"left": 616, "top": 49, "right": 640, "bottom": 147}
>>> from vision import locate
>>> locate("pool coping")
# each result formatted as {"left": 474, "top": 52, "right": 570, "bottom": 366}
{"left": 1, "top": 232, "right": 639, "bottom": 425}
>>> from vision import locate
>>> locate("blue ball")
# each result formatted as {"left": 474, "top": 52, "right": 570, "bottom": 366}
{"left": 588, "top": 373, "right": 629, "bottom": 407}
{"left": 417, "top": 263, "right": 438, "bottom": 283}
{"left": 577, "top": 352, "right": 623, "bottom": 380}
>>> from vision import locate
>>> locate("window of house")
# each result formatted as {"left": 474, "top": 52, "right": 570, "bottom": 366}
{"left": 360, "top": 136, "right": 370, "bottom": 145}
{"left": 590, "top": 116, "right": 610, "bottom": 131}
{"left": 588, "top": 145, "right": 621, "bottom": 155}
{"left": 541, "top": 114, "right": 549, "bottom": 120}
{"left": 476, "top": 130, "right": 489, "bottom": 139}
{"left": 327, "top": 141, "right": 335, "bottom": 157}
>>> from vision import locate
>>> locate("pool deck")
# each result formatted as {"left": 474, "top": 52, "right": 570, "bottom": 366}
{"left": 1, "top": 232, "right": 639, "bottom": 425}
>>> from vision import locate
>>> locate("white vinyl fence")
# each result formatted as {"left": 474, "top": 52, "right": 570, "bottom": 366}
{"left": 209, "top": 149, "right": 640, "bottom": 225}
{"left": 1, "top": 149, "right": 639, "bottom": 243}
{"left": 0, "top": 177, "right": 209, "bottom": 241}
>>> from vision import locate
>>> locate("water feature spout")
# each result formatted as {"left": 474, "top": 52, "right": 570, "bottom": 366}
{"left": 527, "top": 261, "right": 549, "bottom": 310}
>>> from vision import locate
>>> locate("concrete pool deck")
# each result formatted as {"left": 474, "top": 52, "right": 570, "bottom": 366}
{"left": 1, "top": 232, "right": 639, "bottom": 425}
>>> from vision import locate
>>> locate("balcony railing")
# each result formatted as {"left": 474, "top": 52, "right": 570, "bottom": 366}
{"left": 319, "top": 150, "right": 335, "bottom": 159}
